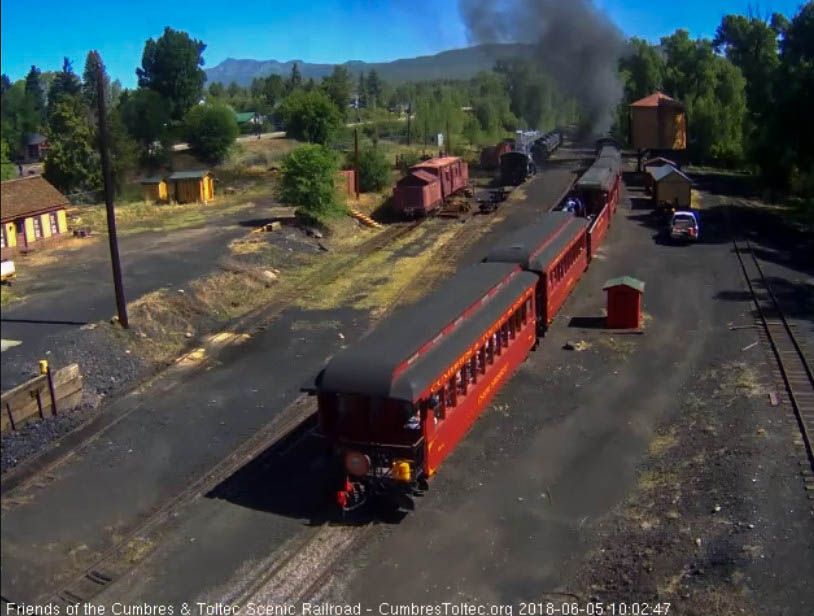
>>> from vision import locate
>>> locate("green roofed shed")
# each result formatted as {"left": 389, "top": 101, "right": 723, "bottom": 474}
{"left": 604, "top": 276, "right": 645, "bottom": 329}
{"left": 235, "top": 111, "right": 257, "bottom": 124}
{"left": 603, "top": 276, "right": 645, "bottom": 292}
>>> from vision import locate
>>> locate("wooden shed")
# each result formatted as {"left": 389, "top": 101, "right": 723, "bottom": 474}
{"left": 604, "top": 276, "right": 645, "bottom": 330}
{"left": 650, "top": 165, "right": 692, "bottom": 208}
{"left": 630, "top": 92, "right": 686, "bottom": 151}
{"left": 140, "top": 177, "right": 168, "bottom": 203}
{"left": 167, "top": 170, "right": 215, "bottom": 204}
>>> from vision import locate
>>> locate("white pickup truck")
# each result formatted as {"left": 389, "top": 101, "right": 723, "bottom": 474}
{"left": 1, "top": 259, "right": 16, "bottom": 283}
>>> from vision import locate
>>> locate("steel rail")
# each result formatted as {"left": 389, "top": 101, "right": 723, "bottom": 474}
{"left": 733, "top": 237, "right": 814, "bottom": 472}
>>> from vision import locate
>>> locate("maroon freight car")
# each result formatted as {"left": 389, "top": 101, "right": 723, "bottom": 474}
{"left": 393, "top": 156, "right": 469, "bottom": 217}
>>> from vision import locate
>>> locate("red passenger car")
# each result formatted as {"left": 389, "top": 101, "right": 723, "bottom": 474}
{"left": 484, "top": 212, "right": 589, "bottom": 328}
{"left": 305, "top": 262, "right": 538, "bottom": 510}
{"left": 392, "top": 156, "right": 469, "bottom": 217}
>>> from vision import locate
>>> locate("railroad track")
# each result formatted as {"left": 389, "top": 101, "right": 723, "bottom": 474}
{"left": 227, "top": 520, "right": 375, "bottom": 607}
{"left": 733, "top": 238, "right": 814, "bottom": 474}
{"left": 40, "top": 399, "right": 318, "bottom": 607}
{"left": 6, "top": 174, "right": 577, "bottom": 606}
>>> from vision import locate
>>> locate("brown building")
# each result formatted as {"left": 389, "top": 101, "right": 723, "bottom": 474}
{"left": 25, "top": 133, "right": 49, "bottom": 161}
{"left": 1, "top": 176, "right": 70, "bottom": 257}
{"left": 630, "top": 92, "right": 687, "bottom": 151}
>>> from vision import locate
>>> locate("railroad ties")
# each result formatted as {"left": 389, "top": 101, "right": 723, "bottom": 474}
{"left": 733, "top": 239, "right": 814, "bottom": 506}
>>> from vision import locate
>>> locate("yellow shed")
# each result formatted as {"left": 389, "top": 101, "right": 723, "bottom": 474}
{"left": 140, "top": 177, "right": 168, "bottom": 203}
{"left": 630, "top": 92, "right": 686, "bottom": 151}
{"left": 650, "top": 165, "right": 692, "bottom": 208}
{"left": 167, "top": 170, "right": 215, "bottom": 204}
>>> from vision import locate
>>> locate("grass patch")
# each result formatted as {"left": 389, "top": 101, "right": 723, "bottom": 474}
{"left": 637, "top": 469, "right": 677, "bottom": 491}
{"left": 72, "top": 198, "right": 259, "bottom": 236}
{"left": 1, "top": 285, "right": 23, "bottom": 307}
{"left": 707, "top": 361, "right": 763, "bottom": 401}
{"left": 599, "top": 335, "right": 637, "bottom": 356}
{"left": 648, "top": 429, "right": 678, "bottom": 457}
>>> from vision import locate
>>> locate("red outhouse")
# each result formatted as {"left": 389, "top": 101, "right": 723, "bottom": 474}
{"left": 603, "top": 276, "right": 645, "bottom": 329}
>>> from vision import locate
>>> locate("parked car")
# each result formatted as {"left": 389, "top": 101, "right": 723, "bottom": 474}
{"left": 667, "top": 210, "right": 700, "bottom": 242}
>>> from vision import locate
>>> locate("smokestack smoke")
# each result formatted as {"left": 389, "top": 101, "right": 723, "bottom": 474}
{"left": 458, "top": 0, "right": 625, "bottom": 134}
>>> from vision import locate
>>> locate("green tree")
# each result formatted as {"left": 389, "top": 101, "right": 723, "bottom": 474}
{"left": 276, "top": 89, "right": 343, "bottom": 144}
{"left": 226, "top": 81, "right": 242, "bottom": 98}
{"left": 183, "top": 103, "right": 239, "bottom": 163}
{"left": 1, "top": 140, "right": 16, "bottom": 180}
{"left": 47, "top": 58, "right": 81, "bottom": 115}
{"left": 288, "top": 62, "right": 302, "bottom": 92}
{"left": 618, "top": 38, "right": 665, "bottom": 102}
{"left": 137, "top": 27, "right": 207, "bottom": 121}
{"left": 2, "top": 80, "right": 42, "bottom": 156}
{"left": 24, "top": 66, "right": 45, "bottom": 119}
{"left": 208, "top": 81, "right": 224, "bottom": 98}
{"left": 321, "top": 66, "right": 352, "bottom": 117}
{"left": 366, "top": 70, "right": 382, "bottom": 108}
{"left": 44, "top": 97, "right": 100, "bottom": 193}
{"left": 81, "top": 51, "right": 112, "bottom": 114}
{"left": 775, "top": 2, "right": 814, "bottom": 191}
{"left": 277, "top": 144, "right": 342, "bottom": 220}
{"left": 358, "top": 148, "right": 390, "bottom": 192}
{"left": 261, "top": 74, "right": 285, "bottom": 108}
{"left": 120, "top": 87, "right": 171, "bottom": 149}
{"left": 660, "top": 29, "right": 747, "bottom": 165}
{"left": 107, "top": 107, "right": 140, "bottom": 192}
{"left": 1, "top": 74, "right": 10, "bottom": 96}
{"left": 358, "top": 72, "right": 367, "bottom": 108}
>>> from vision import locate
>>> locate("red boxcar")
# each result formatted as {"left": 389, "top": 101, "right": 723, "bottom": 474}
{"left": 484, "top": 212, "right": 589, "bottom": 327}
{"left": 412, "top": 156, "right": 469, "bottom": 200}
{"left": 480, "top": 141, "right": 512, "bottom": 169}
{"left": 392, "top": 156, "right": 469, "bottom": 217}
{"left": 305, "top": 262, "right": 538, "bottom": 510}
{"left": 392, "top": 170, "right": 443, "bottom": 216}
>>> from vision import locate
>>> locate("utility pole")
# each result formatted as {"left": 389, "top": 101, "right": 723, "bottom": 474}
{"left": 353, "top": 128, "right": 360, "bottom": 200}
{"left": 94, "top": 51, "right": 128, "bottom": 328}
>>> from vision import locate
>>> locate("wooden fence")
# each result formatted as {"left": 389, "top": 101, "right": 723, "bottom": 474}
{"left": 1, "top": 364, "right": 83, "bottom": 435}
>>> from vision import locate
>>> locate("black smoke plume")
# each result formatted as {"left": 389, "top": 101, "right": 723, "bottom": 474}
{"left": 458, "top": 0, "right": 625, "bottom": 133}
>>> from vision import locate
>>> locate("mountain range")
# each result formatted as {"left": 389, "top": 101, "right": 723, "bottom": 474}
{"left": 204, "top": 43, "right": 535, "bottom": 86}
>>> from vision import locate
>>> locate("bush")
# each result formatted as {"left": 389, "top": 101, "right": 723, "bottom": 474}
{"left": 278, "top": 144, "right": 344, "bottom": 221}
{"left": 184, "top": 103, "right": 239, "bottom": 164}
{"left": 276, "top": 90, "right": 343, "bottom": 145}
{"left": 358, "top": 149, "right": 391, "bottom": 192}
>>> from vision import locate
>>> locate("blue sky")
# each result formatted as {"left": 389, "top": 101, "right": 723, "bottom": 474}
{"left": 0, "top": 0, "right": 805, "bottom": 88}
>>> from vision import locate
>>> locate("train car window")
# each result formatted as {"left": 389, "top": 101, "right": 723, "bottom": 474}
{"left": 447, "top": 377, "right": 457, "bottom": 407}
{"left": 521, "top": 302, "right": 527, "bottom": 325}
{"left": 479, "top": 346, "right": 487, "bottom": 372}
{"left": 469, "top": 356, "right": 478, "bottom": 383}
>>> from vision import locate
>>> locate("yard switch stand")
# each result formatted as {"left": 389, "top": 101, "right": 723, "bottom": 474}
{"left": 94, "top": 50, "right": 129, "bottom": 328}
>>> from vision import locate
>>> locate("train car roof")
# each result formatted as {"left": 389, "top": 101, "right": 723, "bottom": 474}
{"left": 413, "top": 156, "right": 462, "bottom": 169}
{"left": 576, "top": 164, "right": 615, "bottom": 192}
{"left": 484, "top": 212, "right": 588, "bottom": 273}
{"left": 397, "top": 170, "right": 438, "bottom": 185}
{"left": 307, "top": 262, "right": 537, "bottom": 402}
